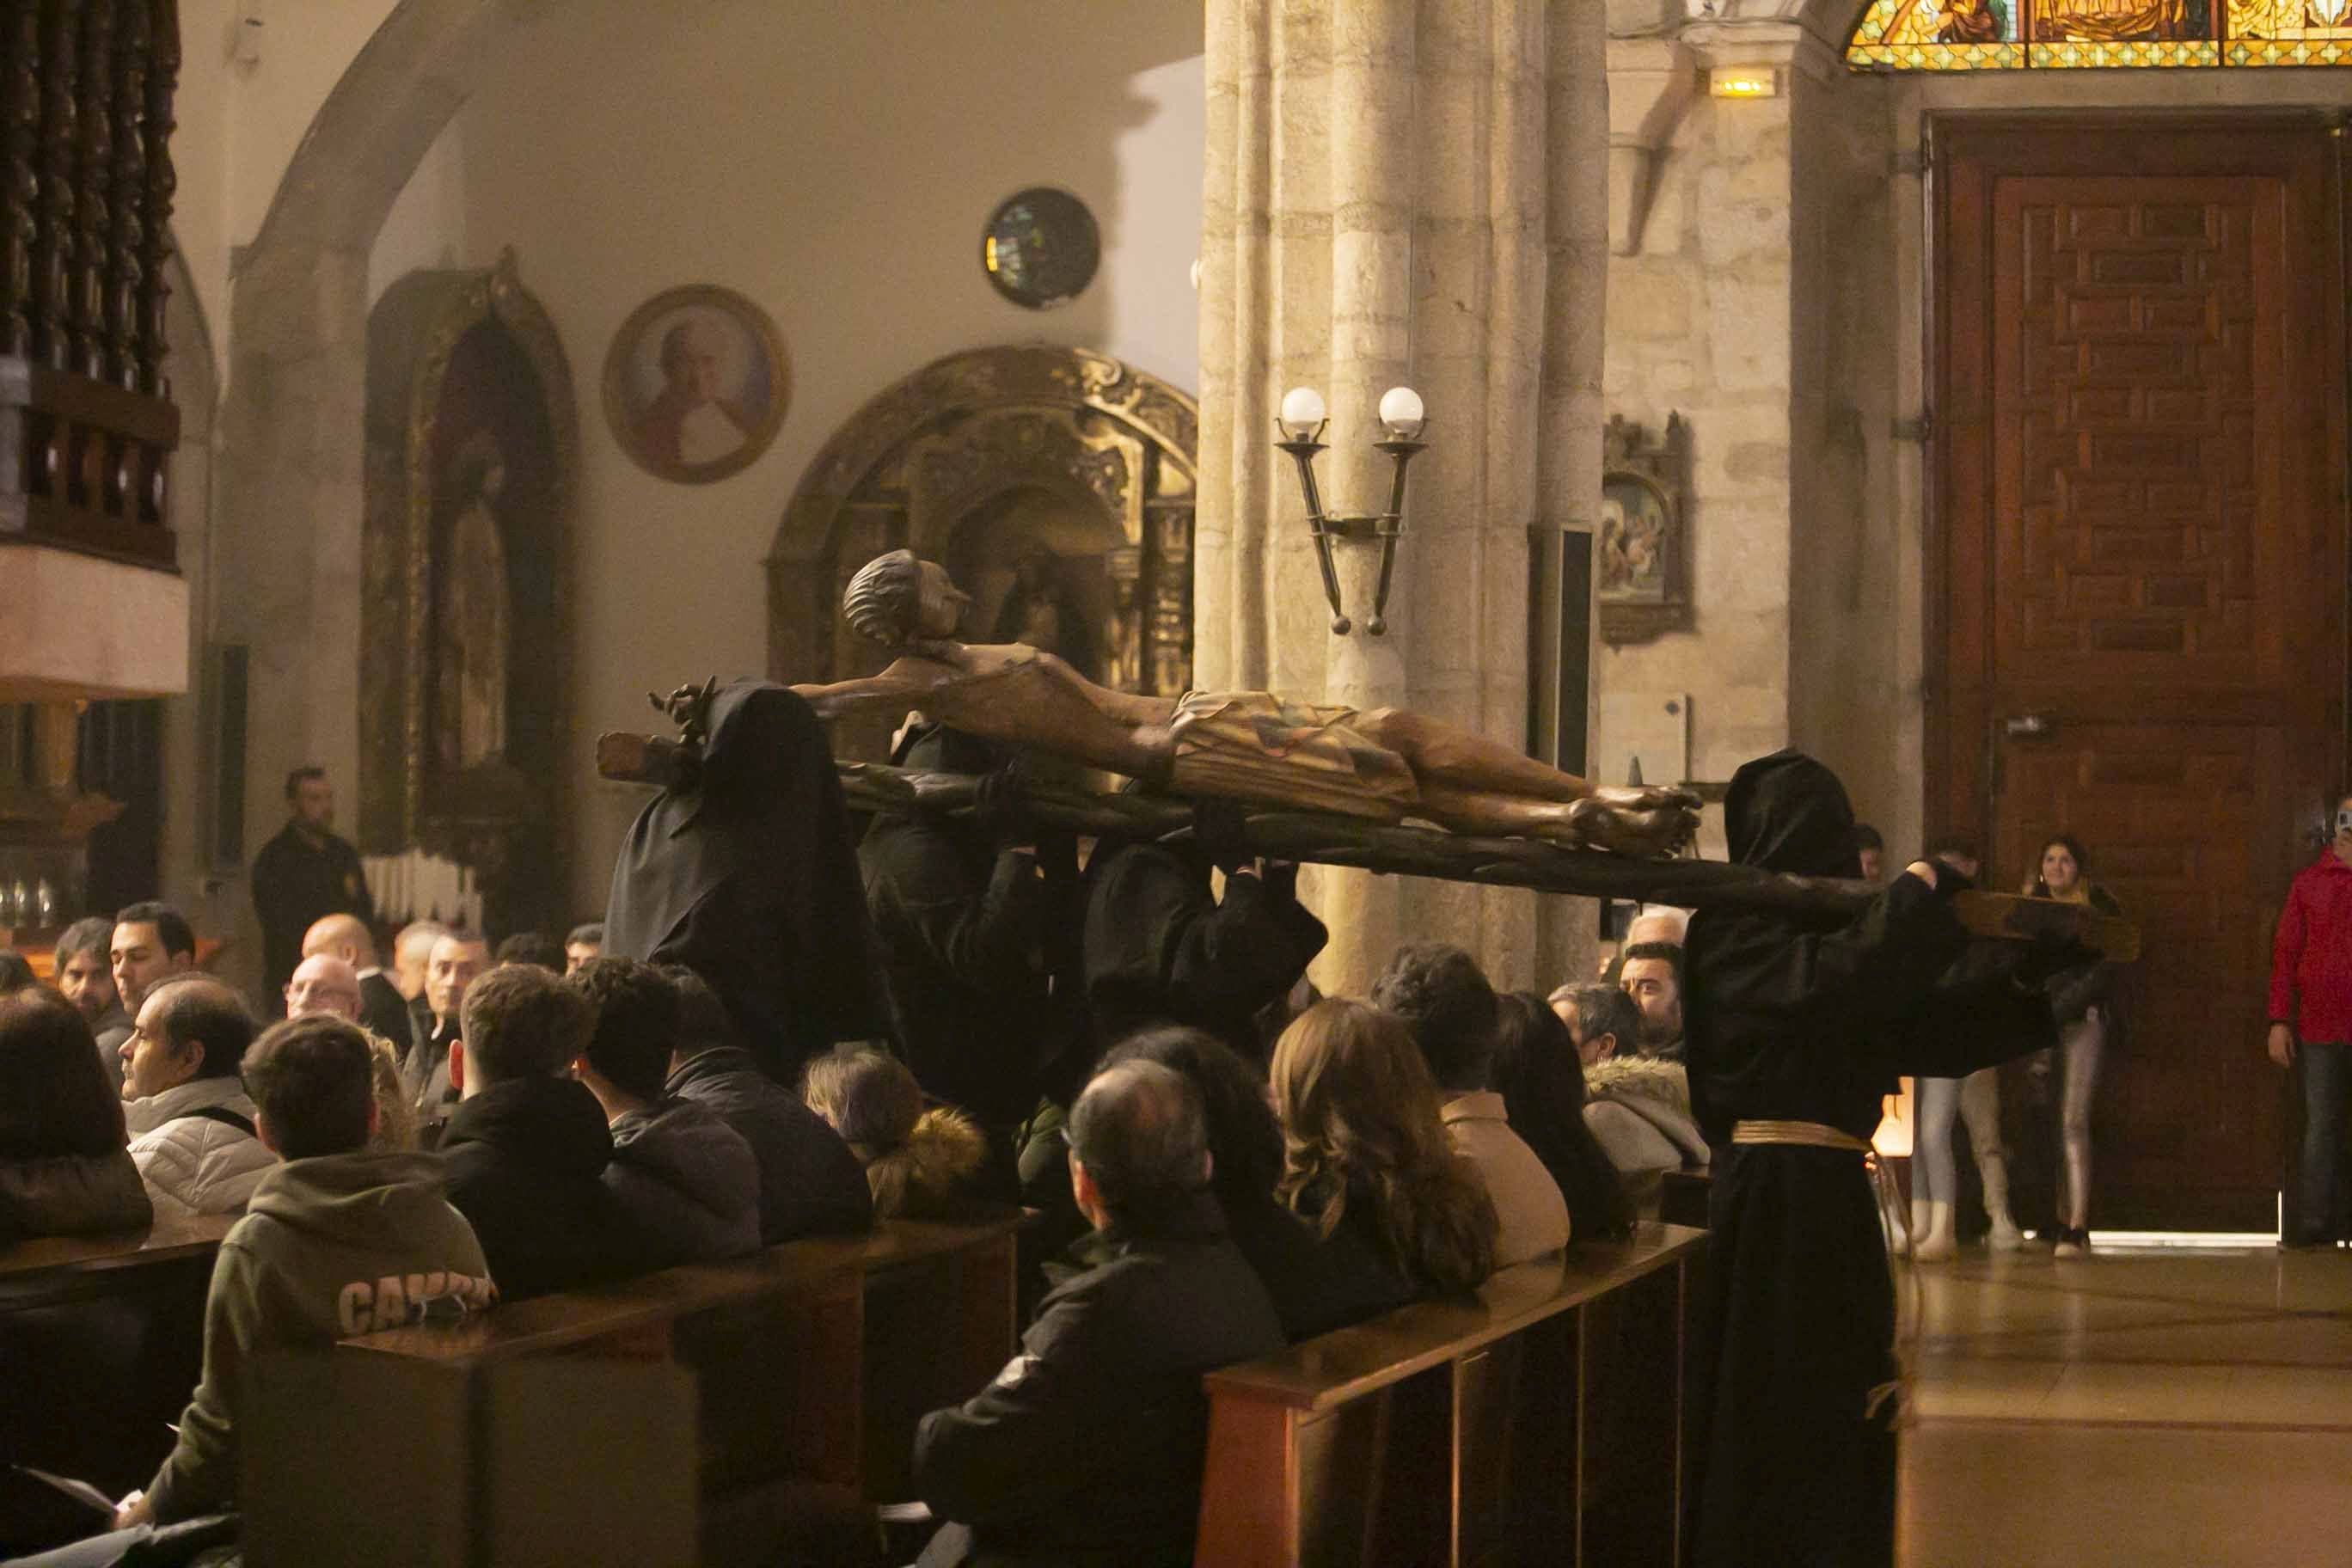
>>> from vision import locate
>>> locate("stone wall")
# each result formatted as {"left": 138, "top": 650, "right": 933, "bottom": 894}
{"left": 1599, "top": 82, "right": 1798, "bottom": 793}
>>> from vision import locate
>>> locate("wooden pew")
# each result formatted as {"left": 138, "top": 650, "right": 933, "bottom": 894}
{"left": 0, "top": 1212, "right": 236, "bottom": 1550}
{"left": 334, "top": 1213, "right": 1022, "bottom": 1564}
{"left": 1194, "top": 1222, "right": 1707, "bottom": 1568}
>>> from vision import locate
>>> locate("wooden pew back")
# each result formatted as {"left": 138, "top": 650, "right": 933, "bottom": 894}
{"left": 1196, "top": 1222, "right": 1706, "bottom": 1568}
{"left": 0, "top": 1212, "right": 236, "bottom": 1546}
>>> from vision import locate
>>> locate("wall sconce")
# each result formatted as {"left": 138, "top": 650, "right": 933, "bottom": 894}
{"left": 1275, "top": 385, "right": 1427, "bottom": 636}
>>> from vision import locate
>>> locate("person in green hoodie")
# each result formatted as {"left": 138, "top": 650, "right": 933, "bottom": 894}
{"left": 112, "top": 1014, "right": 497, "bottom": 1533}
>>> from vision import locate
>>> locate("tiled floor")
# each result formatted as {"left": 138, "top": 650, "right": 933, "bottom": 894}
{"left": 1896, "top": 1245, "right": 2352, "bottom": 1566}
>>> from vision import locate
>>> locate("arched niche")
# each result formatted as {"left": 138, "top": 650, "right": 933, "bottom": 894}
{"left": 769, "top": 346, "right": 1199, "bottom": 761}
{"left": 359, "top": 249, "right": 578, "bottom": 936}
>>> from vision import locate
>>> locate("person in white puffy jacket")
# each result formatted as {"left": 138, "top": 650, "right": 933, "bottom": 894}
{"left": 120, "top": 977, "right": 277, "bottom": 1219}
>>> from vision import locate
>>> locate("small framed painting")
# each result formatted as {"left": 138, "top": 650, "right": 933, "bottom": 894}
{"left": 603, "top": 285, "right": 789, "bottom": 484}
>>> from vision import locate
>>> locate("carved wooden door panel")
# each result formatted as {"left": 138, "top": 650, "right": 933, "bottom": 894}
{"left": 1936, "top": 119, "right": 2346, "bottom": 1230}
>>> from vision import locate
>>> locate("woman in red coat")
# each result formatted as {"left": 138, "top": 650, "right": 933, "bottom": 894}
{"left": 2269, "top": 793, "right": 2352, "bottom": 1248}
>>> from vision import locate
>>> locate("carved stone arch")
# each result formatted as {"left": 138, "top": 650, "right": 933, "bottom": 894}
{"left": 359, "top": 248, "right": 577, "bottom": 934}
{"left": 769, "top": 346, "right": 1198, "bottom": 758}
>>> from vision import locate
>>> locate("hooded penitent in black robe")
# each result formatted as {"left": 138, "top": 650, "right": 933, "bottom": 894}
{"left": 1686, "top": 751, "right": 2057, "bottom": 1568}
{"left": 603, "top": 681, "right": 886, "bottom": 1084}
{"left": 1080, "top": 838, "right": 1328, "bottom": 1070}
{"left": 861, "top": 723, "right": 1062, "bottom": 1130}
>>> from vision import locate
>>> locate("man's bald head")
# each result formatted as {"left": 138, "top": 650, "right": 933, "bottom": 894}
{"left": 286, "top": 953, "right": 364, "bottom": 1022}
{"left": 1624, "top": 910, "right": 1687, "bottom": 948}
{"left": 302, "top": 912, "right": 378, "bottom": 970}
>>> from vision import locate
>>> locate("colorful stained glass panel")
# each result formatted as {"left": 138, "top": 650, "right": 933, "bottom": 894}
{"left": 1847, "top": 0, "right": 2352, "bottom": 63}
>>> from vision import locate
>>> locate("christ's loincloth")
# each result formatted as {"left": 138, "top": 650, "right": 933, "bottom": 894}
{"left": 1167, "top": 690, "right": 1418, "bottom": 822}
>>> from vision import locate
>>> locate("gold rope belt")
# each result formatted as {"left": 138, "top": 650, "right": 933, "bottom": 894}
{"left": 1730, "top": 1118, "right": 1871, "bottom": 1153}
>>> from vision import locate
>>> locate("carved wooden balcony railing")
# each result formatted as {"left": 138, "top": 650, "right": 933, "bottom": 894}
{"left": 0, "top": 0, "right": 181, "bottom": 569}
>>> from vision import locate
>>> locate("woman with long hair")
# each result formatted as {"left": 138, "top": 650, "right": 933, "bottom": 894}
{"left": 2029, "top": 833, "right": 2126, "bottom": 1258}
{"left": 1109, "top": 1024, "right": 1414, "bottom": 1338}
{"left": 1271, "top": 999, "right": 1498, "bottom": 1295}
{"left": 1491, "top": 993, "right": 1637, "bottom": 1241}
{"left": 801, "top": 1048, "right": 989, "bottom": 1221}
{"left": 0, "top": 989, "right": 151, "bottom": 1240}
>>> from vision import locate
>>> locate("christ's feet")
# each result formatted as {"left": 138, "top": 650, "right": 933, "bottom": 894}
{"left": 1561, "top": 787, "right": 1703, "bottom": 857}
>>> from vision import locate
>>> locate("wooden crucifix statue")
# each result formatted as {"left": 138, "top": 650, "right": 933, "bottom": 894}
{"left": 750, "top": 550, "right": 1700, "bottom": 857}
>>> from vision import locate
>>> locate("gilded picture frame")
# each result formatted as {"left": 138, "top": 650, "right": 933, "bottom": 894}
{"left": 603, "top": 285, "right": 791, "bottom": 484}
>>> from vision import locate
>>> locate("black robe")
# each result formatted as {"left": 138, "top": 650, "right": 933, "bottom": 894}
{"left": 1686, "top": 751, "right": 2055, "bottom": 1568}
{"left": 861, "top": 723, "right": 1062, "bottom": 1129}
{"left": 1079, "top": 839, "right": 1328, "bottom": 1069}
{"left": 603, "top": 681, "right": 886, "bottom": 1085}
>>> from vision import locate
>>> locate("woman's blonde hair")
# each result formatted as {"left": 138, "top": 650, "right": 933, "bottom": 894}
{"left": 802, "top": 1047, "right": 986, "bottom": 1219}
{"left": 1271, "top": 999, "right": 1497, "bottom": 1294}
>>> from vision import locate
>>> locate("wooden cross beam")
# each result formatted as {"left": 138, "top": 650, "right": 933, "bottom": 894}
{"left": 596, "top": 731, "right": 2139, "bottom": 960}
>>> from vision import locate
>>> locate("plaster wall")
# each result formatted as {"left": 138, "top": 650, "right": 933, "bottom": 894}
{"left": 170, "top": 0, "right": 405, "bottom": 371}
{"left": 363, "top": 0, "right": 1206, "bottom": 919}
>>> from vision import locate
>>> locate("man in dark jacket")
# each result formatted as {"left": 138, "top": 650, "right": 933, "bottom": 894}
{"left": 566, "top": 958, "right": 759, "bottom": 1265}
{"left": 1684, "top": 751, "right": 2073, "bottom": 1568}
{"left": 861, "top": 722, "right": 1062, "bottom": 1136}
{"left": 913, "top": 1058, "right": 1284, "bottom": 1568}
{"left": 249, "top": 767, "right": 371, "bottom": 1014}
{"left": 300, "top": 912, "right": 416, "bottom": 1052}
{"left": 661, "top": 966, "right": 873, "bottom": 1242}
{"left": 440, "top": 963, "right": 641, "bottom": 1301}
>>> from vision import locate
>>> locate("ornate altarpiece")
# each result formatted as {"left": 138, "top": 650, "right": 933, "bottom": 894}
{"left": 360, "top": 250, "right": 577, "bottom": 936}
{"left": 769, "top": 346, "right": 1198, "bottom": 763}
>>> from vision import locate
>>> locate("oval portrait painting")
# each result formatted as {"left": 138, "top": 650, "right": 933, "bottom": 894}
{"left": 603, "top": 285, "right": 789, "bottom": 484}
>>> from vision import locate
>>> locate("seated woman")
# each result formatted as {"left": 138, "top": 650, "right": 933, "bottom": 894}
{"left": 1491, "top": 994, "right": 1635, "bottom": 1242}
{"left": 1270, "top": 1000, "right": 1498, "bottom": 1297}
{"left": 801, "top": 1049, "right": 989, "bottom": 1221}
{"left": 1108, "top": 1025, "right": 1414, "bottom": 1340}
{"left": 1558, "top": 983, "right": 1709, "bottom": 1216}
{"left": 0, "top": 989, "right": 151, "bottom": 1240}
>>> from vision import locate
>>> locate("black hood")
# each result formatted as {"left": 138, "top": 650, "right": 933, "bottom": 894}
{"left": 1721, "top": 750, "right": 1860, "bottom": 879}
{"left": 439, "top": 1076, "right": 615, "bottom": 1184}
{"left": 603, "top": 679, "right": 885, "bottom": 1081}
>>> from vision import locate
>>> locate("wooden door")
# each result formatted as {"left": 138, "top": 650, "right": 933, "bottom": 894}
{"left": 1932, "top": 118, "right": 2347, "bottom": 1231}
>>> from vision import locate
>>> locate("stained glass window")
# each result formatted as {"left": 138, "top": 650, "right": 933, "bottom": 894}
{"left": 1847, "top": 0, "right": 2352, "bottom": 68}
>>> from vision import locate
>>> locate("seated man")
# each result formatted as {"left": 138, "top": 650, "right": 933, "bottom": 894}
{"left": 404, "top": 931, "right": 488, "bottom": 1142}
{"left": 661, "top": 966, "right": 873, "bottom": 1242}
{"left": 113, "top": 1014, "right": 493, "bottom": 1532}
{"left": 439, "top": 963, "right": 641, "bottom": 1300}
{"left": 109, "top": 902, "right": 198, "bottom": 1020}
{"left": 1618, "top": 938, "right": 1687, "bottom": 1062}
{"left": 563, "top": 922, "right": 603, "bottom": 976}
{"left": 1374, "top": 943, "right": 1571, "bottom": 1265}
{"left": 283, "top": 953, "right": 364, "bottom": 1026}
{"left": 790, "top": 550, "right": 1698, "bottom": 854}
{"left": 121, "top": 978, "right": 278, "bottom": 1220}
{"left": 566, "top": 959, "right": 760, "bottom": 1265}
{"left": 913, "top": 1059, "right": 1284, "bottom": 1568}
{"left": 302, "top": 912, "right": 415, "bottom": 1050}
{"left": 53, "top": 916, "right": 132, "bottom": 1087}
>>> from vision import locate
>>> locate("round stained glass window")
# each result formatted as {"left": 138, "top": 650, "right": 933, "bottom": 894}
{"left": 981, "top": 187, "right": 1100, "bottom": 311}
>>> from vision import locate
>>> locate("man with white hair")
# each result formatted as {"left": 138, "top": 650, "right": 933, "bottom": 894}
{"left": 285, "top": 952, "right": 365, "bottom": 1024}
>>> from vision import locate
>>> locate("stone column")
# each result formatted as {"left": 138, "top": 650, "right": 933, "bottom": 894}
{"left": 1200, "top": 0, "right": 1606, "bottom": 995}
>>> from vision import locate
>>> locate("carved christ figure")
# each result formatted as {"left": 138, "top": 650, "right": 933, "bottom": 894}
{"left": 787, "top": 551, "right": 1700, "bottom": 855}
